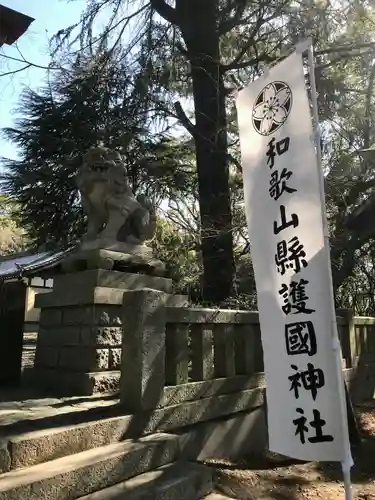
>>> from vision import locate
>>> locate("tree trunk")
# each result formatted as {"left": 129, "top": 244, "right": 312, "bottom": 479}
{"left": 177, "top": 0, "right": 234, "bottom": 303}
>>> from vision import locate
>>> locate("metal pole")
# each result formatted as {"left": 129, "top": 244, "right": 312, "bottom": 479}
{"left": 306, "top": 39, "right": 353, "bottom": 500}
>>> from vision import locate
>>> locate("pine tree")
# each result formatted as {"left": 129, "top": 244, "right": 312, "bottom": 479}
{"left": 1, "top": 51, "right": 194, "bottom": 247}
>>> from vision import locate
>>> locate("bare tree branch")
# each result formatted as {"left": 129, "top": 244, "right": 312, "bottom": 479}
{"left": 0, "top": 64, "right": 31, "bottom": 77}
{"left": 316, "top": 49, "right": 375, "bottom": 72}
{"left": 221, "top": 2, "right": 289, "bottom": 72}
{"left": 228, "top": 153, "right": 242, "bottom": 172}
{"left": 0, "top": 53, "right": 63, "bottom": 76}
{"left": 174, "top": 101, "right": 197, "bottom": 137}
{"left": 218, "top": 0, "right": 247, "bottom": 36}
{"left": 222, "top": 54, "right": 276, "bottom": 72}
{"left": 150, "top": 0, "right": 179, "bottom": 26}
{"left": 173, "top": 100, "right": 242, "bottom": 173}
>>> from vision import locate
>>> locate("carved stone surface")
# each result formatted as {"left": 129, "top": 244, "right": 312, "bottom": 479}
{"left": 62, "top": 248, "right": 165, "bottom": 276}
{"left": 53, "top": 269, "right": 173, "bottom": 294}
{"left": 77, "top": 145, "right": 156, "bottom": 246}
{"left": 110, "top": 348, "right": 122, "bottom": 369}
{"left": 81, "top": 327, "right": 124, "bottom": 346}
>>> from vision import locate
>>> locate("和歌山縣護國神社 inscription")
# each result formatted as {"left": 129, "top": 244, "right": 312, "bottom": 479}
{"left": 266, "top": 131, "right": 333, "bottom": 444}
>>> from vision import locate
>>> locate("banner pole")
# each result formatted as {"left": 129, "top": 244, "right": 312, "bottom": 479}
{"left": 305, "top": 40, "right": 353, "bottom": 500}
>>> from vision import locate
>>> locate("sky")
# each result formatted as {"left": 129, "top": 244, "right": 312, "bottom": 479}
{"left": 0, "top": 0, "right": 86, "bottom": 160}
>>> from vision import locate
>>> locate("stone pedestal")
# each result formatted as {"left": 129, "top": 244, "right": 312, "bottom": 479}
{"left": 32, "top": 269, "right": 186, "bottom": 396}
{"left": 62, "top": 246, "right": 165, "bottom": 276}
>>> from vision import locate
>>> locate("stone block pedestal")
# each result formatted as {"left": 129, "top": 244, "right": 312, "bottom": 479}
{"left": 62, "top": 246, "right": 165, "bottom": 276}
{"left": 32, "top": 269, "right": 185, "bottom": 396}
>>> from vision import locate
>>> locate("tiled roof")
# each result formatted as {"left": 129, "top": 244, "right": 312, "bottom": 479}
{"left": 0, "top": 247, "right": 75, "bottom": 280}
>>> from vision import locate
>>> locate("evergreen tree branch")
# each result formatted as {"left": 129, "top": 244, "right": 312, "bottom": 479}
{"left": 220, "top": 2, "right": 289, "bottom": 71}
{"left": 223, "top": 43, "right": 375, "bottom": 73}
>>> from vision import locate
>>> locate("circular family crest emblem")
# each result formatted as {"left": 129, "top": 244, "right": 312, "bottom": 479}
{"left": 252, "top": 81, "right": 292, "bottom": 136}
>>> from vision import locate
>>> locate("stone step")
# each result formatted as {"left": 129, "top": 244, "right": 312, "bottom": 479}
{"left": 77, "top": 462, "right": 212, "bottom": 499}
{"left": 4, "top": 412, "right": 139, "bottom": 471}
{"left": 0, "top": 432, "right": 180, "bottom": 500}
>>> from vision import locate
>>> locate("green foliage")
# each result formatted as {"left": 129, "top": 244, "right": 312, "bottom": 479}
{"left": 151, "top": 217, "right": 201, "bottom": 295}
{"left": 0, "top": 195, "right": 28, "bottom": 255}
{"left": 318, "top": 3, "right": 375, "bottom": 304}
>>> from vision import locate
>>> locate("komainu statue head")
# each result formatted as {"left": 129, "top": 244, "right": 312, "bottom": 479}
{"left": 77, "top": 145, "right": 156, "bottom": 245}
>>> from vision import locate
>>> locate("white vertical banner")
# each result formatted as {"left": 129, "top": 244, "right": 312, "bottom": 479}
{"left": 236, "top": 50, "right": 350, "bottom": 462}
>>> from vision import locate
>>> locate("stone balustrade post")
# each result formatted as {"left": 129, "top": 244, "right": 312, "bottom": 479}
{"left": 120, "top": 289, "right": 168, "bottom": 411}
{"left": 337, "top": 308, "right": 356, "bottom": 368}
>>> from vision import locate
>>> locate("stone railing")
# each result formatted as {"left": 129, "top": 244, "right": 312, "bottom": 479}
{"left": 164, "top": 307, "right": 263, "bottom": 384}
{"left": 160, "top": 307, "right": 266, "bottom": 410}
{"left": 120, "top": 290, "right": 265, "bottom": 414}
{"left": 337, "top": 312, "right": 375, "bottom": 368}
{"left": 119, "top": 290, "right": 375, "bottom": 414}
{"left": 164, "top": 308, "right": 375, "bottom": 383}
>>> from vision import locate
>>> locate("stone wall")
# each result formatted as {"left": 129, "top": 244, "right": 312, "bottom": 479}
{"left": 35, "top": 305, "right": 123, "bottom": 390}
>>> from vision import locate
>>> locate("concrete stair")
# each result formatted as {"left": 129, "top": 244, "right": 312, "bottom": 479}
{"left": 0, "top": 430, "right": 220, "bottom": 500}
{"left": 4, "top": 415, "right": 132, "bottom": 471}
{"left": 0, "top": 433, "right": 184, "bottom": 500}
{"left": 0, "top": 397, "right": 238, "bottom": 500}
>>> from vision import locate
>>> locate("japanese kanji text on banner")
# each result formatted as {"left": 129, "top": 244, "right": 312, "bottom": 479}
{"left": 236, "top": 51, "right": 349, "bottom": 462}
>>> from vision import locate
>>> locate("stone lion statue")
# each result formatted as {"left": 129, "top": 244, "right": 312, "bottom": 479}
{"left": 77, "top": 146, "right": 156, "bottom": 245}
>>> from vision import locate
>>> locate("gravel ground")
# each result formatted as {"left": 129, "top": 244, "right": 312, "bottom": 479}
{"left": 206, "top": 402, "right": 375, "bottom": 500}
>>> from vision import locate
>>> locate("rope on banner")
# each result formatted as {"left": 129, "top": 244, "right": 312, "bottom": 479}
{"left": 298, "top": 38, "right": 354, "bottom": 500}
